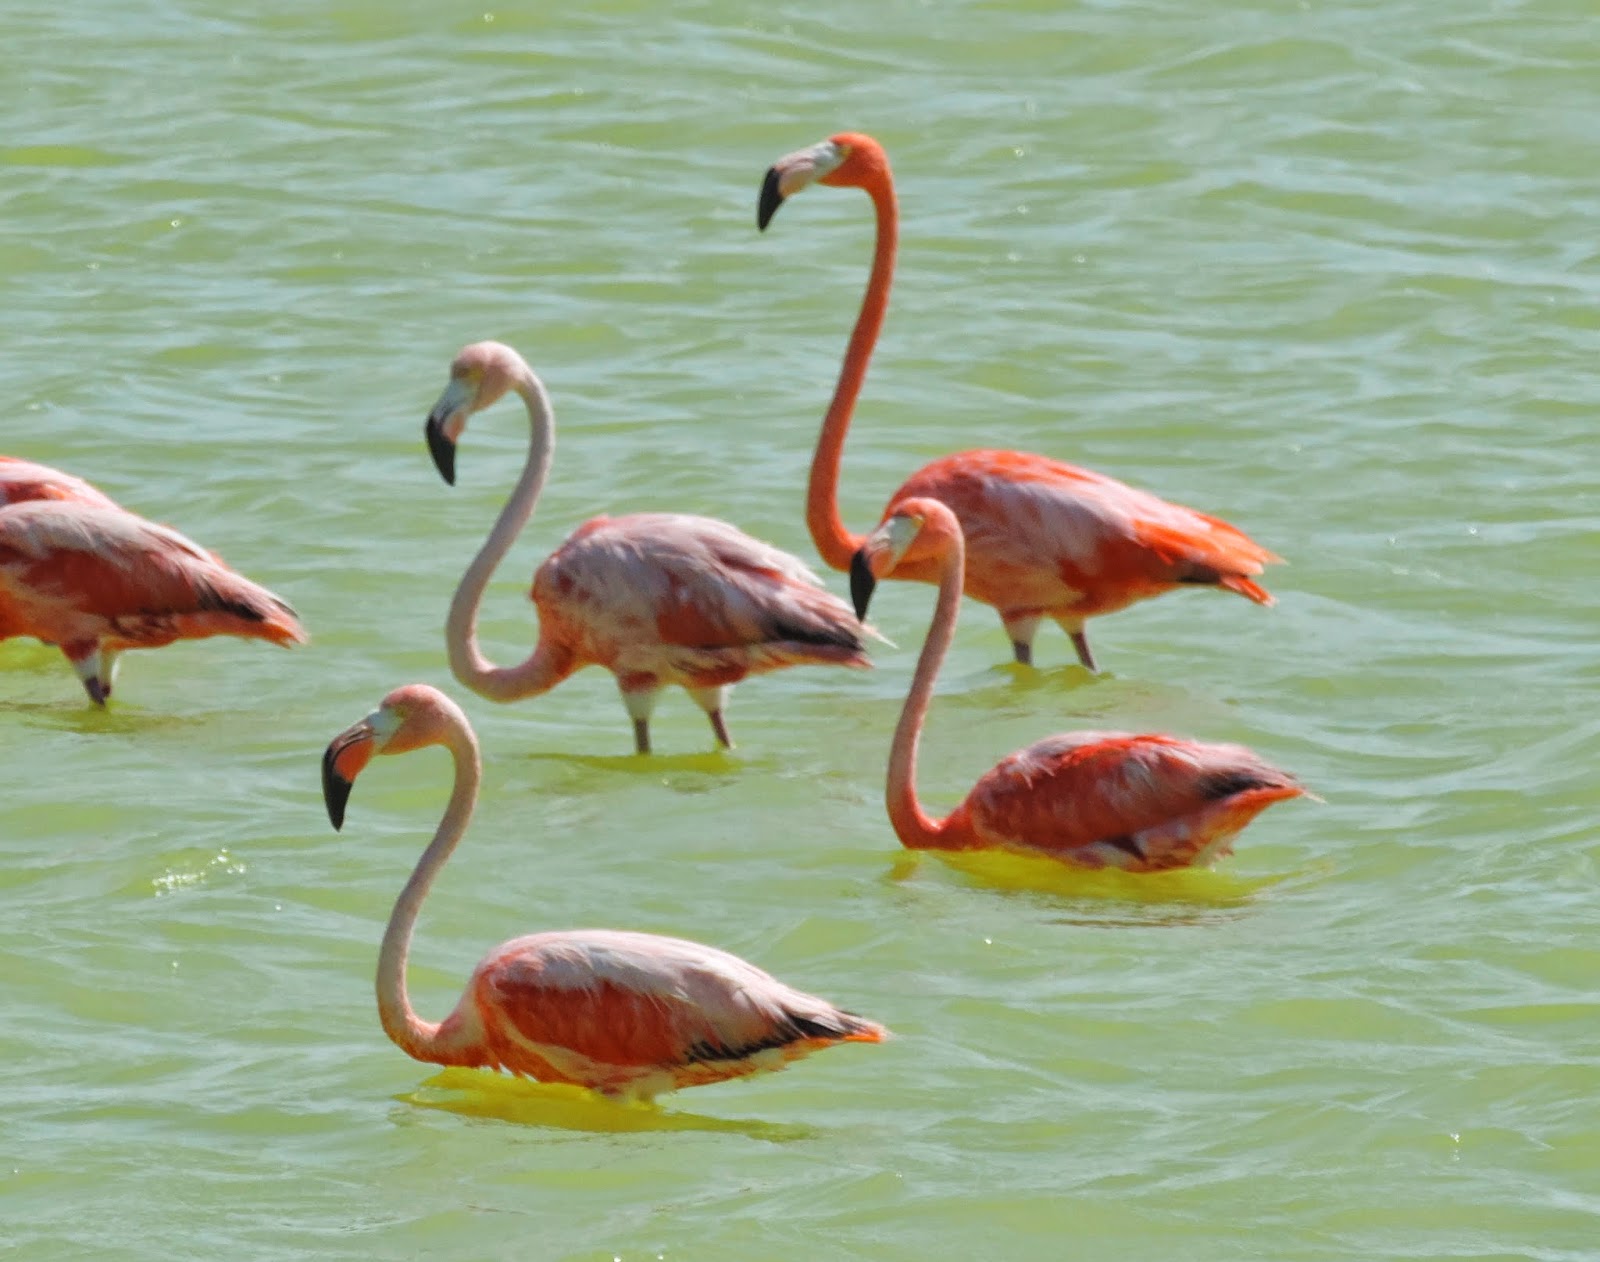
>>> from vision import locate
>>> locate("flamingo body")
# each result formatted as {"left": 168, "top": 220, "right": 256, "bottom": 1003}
{"left": 759, "top": 133, "right": 1279, "bottom": 669}
{"left": 325, "top": 685, "right": 886, "bottom": 1101}
{"left": 887, "top": 450, "right": 1276, "bottom": 627}
{"left": 530, "top": 511, "right": 872, "bottom": 697}
{"left": 946, "top": 732, "right": 1305, "bottom": 871}
{"left": 0, "top": 457, "right": 119, "bottom": 510}
{"left": 0, "top": 502, "right": 305, "bottom": 702}
{"left": 854, "top": 498, "right": 1305, "bottom": 870}
{"left": 428, "top": 341, "right": 872, "bottom": 752}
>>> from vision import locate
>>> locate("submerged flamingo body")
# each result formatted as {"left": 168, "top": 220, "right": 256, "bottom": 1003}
{"left": 0, "top": 502, "right": 305, "bottom": 703}
{"left": 759, "top": 133, "right": 1279, "bottom": 669}
{"left": 0, "top": 457, "right": 119, "bottom": 510}
{"left": 324, "top": 684, "right": 886, "bottom": 1100}
{"left": 431, "top": 929, "right": 883, "bottom": 1096}
{"left": 945, "top": 732, "right": 1304, "bottom": 871}
{"left": 427, "top": 341, "right": 872, "bottom": 752}
{"left": 853, "top": 498, "right": 1306, "bottom": 870}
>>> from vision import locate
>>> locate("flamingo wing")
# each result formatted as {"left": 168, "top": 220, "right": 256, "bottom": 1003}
{"left": 963, "top": 731, "right": 1302, "bottom": 865}
{"left": 0, "top": 503, "right": 304, "bottom": 647}
{"left": 0, "top": 457, "right": 119, "bottom": 510}
{"left": 472, "top": 929, "right": 883, "bottom": 1091}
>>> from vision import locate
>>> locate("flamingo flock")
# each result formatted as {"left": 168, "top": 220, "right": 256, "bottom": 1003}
{"left": 3, "top": 132, "right": 1310, "bottom": 1105}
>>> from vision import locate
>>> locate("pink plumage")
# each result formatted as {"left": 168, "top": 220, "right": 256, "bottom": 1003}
{"left": 324, "top": 685, "right": 886, "bottom": 1100}
{"left": 0, "top": 456, "right": 119, "bottom": 510}
{"left": 759, "top": 132, "right": 1278, "bottom": 671}
{"left": 0, "top": 501, "right": 305, "bottom": 704}
{"left": 427, "top": 341, "right": 873, "bottom": 753}
{"left": 855, "top": 498, "right": 1306, "bottom": 871}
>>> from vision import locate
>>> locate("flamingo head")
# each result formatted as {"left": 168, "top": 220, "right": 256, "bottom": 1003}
{"left": 850, "top": 497, "right": 961, "bottom": 619}
{"left": 758, "top": 132, "right": 890, "bottom": 230}
{"left": 425, "top": 341, "right": 528, "bottom": 486}
{"left": 322, "top": 684, "right": 467, "bottom": 830}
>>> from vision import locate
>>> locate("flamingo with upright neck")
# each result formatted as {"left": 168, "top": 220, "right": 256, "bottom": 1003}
{"left": 759, "top": 132, "right": 1280, "bottom": 671}
{"left": 425, "top": 341, "right": 874, "bottom": 754}
{"left": 323, "top": 684, "right": 887, "bottom": 1100}
{"left": 852, "top": 498, "right": 1306, "bottom": 869}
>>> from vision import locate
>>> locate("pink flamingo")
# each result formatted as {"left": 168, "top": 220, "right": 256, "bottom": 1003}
{"left": 324, "top": 684, "right": 887, "bottom": 1099}
{"left": 853, "top": 498, "right": 1306, "bottom": 869}
{"left": 0, "top": 501, "right": 306, "bottom": 704}
{"left": 426, "top": 341, "right": 873, "bottom": 754}
{"left": 759, "top": 132, "right": 1280, "bottom": 671}
{"left": 0, "top": 456, "right": 118, "bottom": 510}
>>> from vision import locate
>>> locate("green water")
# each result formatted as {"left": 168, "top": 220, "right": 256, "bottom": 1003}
{"left": 5, "top": 0, "right": 1598, "bottom": 1257}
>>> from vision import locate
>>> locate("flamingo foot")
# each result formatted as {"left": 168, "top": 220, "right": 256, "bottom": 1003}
{"left": 633, "top": 719, "right": 651, "bottom": 755}
{"left": 708, "top": 710, "right": 733, "bottom": 750}
{"left": 1069, "top": 630, "right": 1098, "bottom": 673}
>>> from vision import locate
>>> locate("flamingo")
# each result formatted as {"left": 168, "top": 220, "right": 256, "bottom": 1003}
{"left": 426, "top": 341, "right": 874, "bottom": 754}
{"left": 0, "top": 501, "right": 306, "bottom": 704}
{"left": 852, "top": 498, "right": 1306, "bottom": 870}
{"left": 0, "top": 456, "right": 119, "bottom": 510}
{"left": 758, "top": 132, "right": 1280, "bottom": 671}
{"left": 323, "top": 683, "right": 888, "bottom": 1099}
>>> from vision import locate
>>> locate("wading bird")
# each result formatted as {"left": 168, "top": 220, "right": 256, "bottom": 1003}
{"left": 323, "top": 684, "right": 887, "bottom": 1099}
{"left": 852, "top": 498, "right": 1305, "bottom": 869}
{"left": 0, "top": 501, "right": 305, "bottom": 704}
{"left": 0, "top": 456, "right": 118, "bottom": 510}
{"left": 425, "top": 341, "right": 873, "bottom": 754}
{"left": 759, "top": 132, "right": 1279, "bottom": 671}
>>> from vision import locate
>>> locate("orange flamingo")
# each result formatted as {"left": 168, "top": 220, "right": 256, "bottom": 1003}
{"left": 853, "top": 498, "right": 1306, "bottom": 869}
{"left": 427, "top": 341, "right": 873, "bottom": 754}
{"left": 0, "top": 501, "right": 306, "bottom": 704}
{"left": 324, "top": 684, "right": 887, "bottom": 1099}
{"left": 0, "top": 456, "right": 118, "bottom": 510}
{"left": 759, "top": 132, "right": 1280, "bottom": 671}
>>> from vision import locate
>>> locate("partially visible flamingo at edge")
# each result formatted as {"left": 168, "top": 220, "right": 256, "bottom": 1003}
{"left": 323, "top": 683, "right": 887, "bottom": 1099}
{"left": 0, "top": 456, "right": 119, "bottom": 510}
{"left": 424, "top": 340, "right": 876, "bottom": 754}
{"left": 758, "top": 132, "right": 1280, "bottom": 671}
{"left": 0, "top": 501, "right": 306, "bottom": 704}
{"left": 852, "top": 498, "right": 1307, "bottom": 870}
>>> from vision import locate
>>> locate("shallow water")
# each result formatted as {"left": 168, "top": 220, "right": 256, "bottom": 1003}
{"left": 4, "top": 1, "right": 1598, "bottom": 1258}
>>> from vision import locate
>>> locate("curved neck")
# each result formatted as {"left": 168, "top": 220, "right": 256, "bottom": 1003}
{"left": 376, "top": 717, "right": 483, "bottom": 1060}
{"left": 445, "top": 375, "right": 566, "bottom": 702}
{"left": 807, "top": 175, "right": 897, "bottom": 572}
{"left": 886, "top": 537, "right": 963, "bottom": 851}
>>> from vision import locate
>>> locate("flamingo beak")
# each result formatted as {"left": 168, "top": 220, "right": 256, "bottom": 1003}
{"left": 757, "top": 167, "right": 784, "bottom": 231}
{"left": 424, "top": 413, "right": 457, "bottom": 486}
{"left": 850, "top": 547, "right": 877, "bottom": 621}
{"left": 757, "top": 139, "right": 848, "bottom": 231}
{"left": 322, "top": 723, "right": 375, "bottom": 831}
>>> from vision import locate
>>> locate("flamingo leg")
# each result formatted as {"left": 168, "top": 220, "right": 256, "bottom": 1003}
{"left": 1055, "top": 619, "right": 1099, "bottom": 673}
{"left": 687, "top": 686, "right": 734, "bottom": 749}
{"left": 620, "top": 684, "right": 660, "bottom": 755}
{"left": 64, "top": 641, "right": 109, "bottom": 706}
{"left": 1000, "top": 612, "right": 1041, "bottom": 667}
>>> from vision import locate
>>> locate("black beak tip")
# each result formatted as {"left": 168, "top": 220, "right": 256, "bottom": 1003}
{"left": 850, "top": 548, "right": 877, "bottom": 621}
{"left": 425, "top": 416, "right": 457, "bottom": 486}
{"left": 757, "top": 167, "right": 784, "bottom": 232}
{"left": 322, "top": 747, "right": 352, "bottom": 832}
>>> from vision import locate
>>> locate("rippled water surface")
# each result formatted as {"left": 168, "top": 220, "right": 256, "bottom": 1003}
{"left": 5, "top": 1, "right": 1598, "bottom": 1258}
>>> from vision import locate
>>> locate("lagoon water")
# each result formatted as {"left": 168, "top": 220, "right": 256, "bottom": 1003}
{"left": 4, "top": 1, "right": 1598, "bottom": 1258}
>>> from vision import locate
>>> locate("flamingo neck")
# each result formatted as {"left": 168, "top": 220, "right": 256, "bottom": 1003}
{"left": 376, "top": 715, "right": 483, "bottom": 1063}
{"left": 886, "top": 538, "right": 964, "bottom": 851}
{"left": 807, "top": 174, "right": 897, "bottom": 572}
{"left": 445, "top": 373, "right": 566, "bottom": 702}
